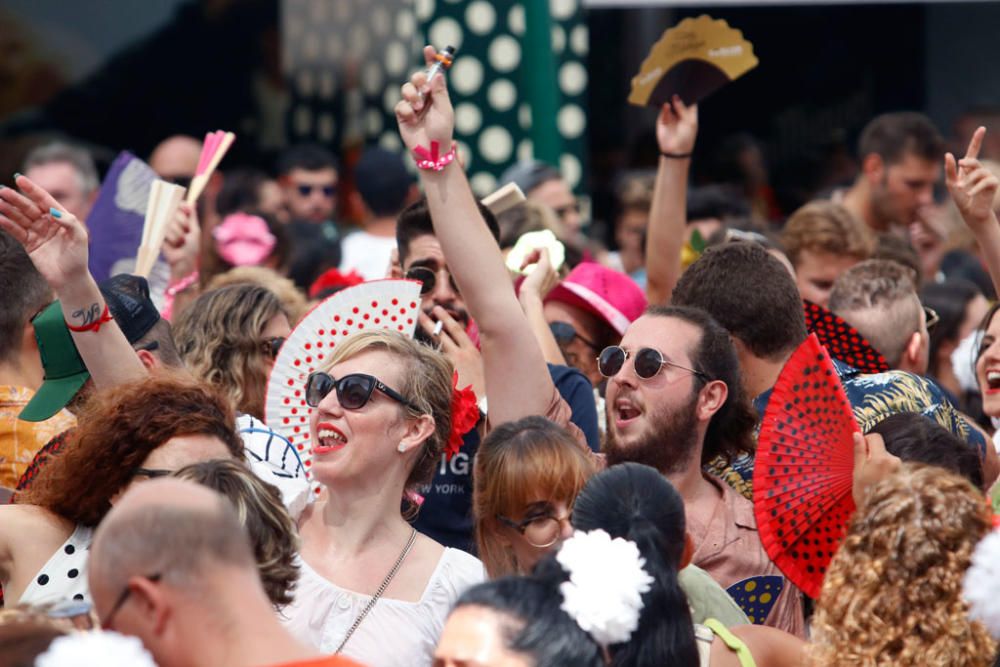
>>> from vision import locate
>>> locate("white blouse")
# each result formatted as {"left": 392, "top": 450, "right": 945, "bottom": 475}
{"left": 282, "top": 547, "right": 485, "bottom": 667}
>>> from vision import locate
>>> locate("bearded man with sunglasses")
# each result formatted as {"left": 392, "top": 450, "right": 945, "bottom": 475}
{"left": 600, "top": 304, "right": 805, "bottom": 637}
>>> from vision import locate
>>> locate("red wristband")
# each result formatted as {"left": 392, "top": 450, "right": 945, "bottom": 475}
{"left": 66, "top": 304, "right": 114, "bottom": 333}
{"left": 413, "top": 141, "right": 456, "bottom": 172}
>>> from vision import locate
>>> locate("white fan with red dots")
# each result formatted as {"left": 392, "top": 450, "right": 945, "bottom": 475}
{"left": 264, "top": 279, "right": 423, "bottom": 483}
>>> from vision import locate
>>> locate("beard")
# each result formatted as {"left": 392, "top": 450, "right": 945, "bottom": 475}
{"left": 605, "top": 389, "right": 701, "bottom": 475}
{"left": 413, "top": 304, "right": 470, "bottom": 346}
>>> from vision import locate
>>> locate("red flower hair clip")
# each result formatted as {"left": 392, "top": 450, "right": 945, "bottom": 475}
{"left": 446, "top": 371, "right": 480, "bottom": 460}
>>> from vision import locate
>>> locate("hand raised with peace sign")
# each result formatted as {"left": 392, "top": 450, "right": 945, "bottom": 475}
{"left": 946, "top": 127, "right": 1000, "bottom": 231}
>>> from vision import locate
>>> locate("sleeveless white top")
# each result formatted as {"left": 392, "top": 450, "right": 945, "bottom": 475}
{"left": 18, "top": 524, "right": 93, "bottom": 607}
{"left": 282, "top": 547, "right": 485, "bottom": 667}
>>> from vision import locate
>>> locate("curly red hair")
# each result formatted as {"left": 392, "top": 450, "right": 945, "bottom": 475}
{"left": 18, "top": 373, "right": 243, "bottom": 526}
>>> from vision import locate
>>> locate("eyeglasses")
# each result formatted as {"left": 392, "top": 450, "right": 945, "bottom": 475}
{"left": 102, "top": 573, "right": 161, "bottom": 630}
{"left": 549, "top": 321, "right": 600, "bottom": 351}
{"left": 597, "top": 345, "right": 708, "bottom": 381}
{"left": 296, "top": 183, "right": 337, "bottom": 198}
{"left": 405, "top": 265, "right": 460, "bottom": 296}
{"left": 497, "top": 507, "right": 573, "bottom": 548}
{"left": 132, "top": 467, "right": 173, "bottom": 479}
{"left": 261, "top": 336, "right": 285, "bottom": 359}
{"left": 923, "top": 306, "right": 939, "bottom": 331}
{"left": 305, "top": 372, "right": 421, "bottom": 413}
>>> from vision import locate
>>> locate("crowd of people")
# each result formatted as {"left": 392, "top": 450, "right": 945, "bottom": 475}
{"left": 2, "top": 40, "right": 1000, "bottom": 667}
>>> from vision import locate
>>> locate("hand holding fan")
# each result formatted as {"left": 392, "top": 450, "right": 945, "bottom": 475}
{"left": 186, "top": 130, "right": 235, "bottom": 204}
{"left": 265, "top": 279, "right": 422, "bottom": 482}
{"left": 803, "top": 300, "right": 890, "bottom": 374}
{"left": 629, "top": 15, "right": 758, "bottom": 108}
{"left": 135, "top": 179, "right": 186, "bottom": 277}
{"left": 753, "top": 333, "right": 861, "bottom": 599}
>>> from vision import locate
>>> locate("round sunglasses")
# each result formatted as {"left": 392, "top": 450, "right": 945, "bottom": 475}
{"left": 405, "top": 265, "right": 460, "bottom": 296}
{"left": 305, "top": 371, "right": 421, "bottom": 412}
{"left": 597, "top": 345, "right": 708, "bottom": 381}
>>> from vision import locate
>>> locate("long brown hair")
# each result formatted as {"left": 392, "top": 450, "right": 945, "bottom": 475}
{"left": 173, "top": 284, "right": 287, "bottom": 418}
{"left": 19, "top": 373, "right": 243, "bottom": 526}
{"left": 473, "top": 416, "right": 594, "bottom": 578}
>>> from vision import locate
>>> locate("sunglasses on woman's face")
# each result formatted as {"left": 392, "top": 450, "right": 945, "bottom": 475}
{"left": 597, "top": 345, "right": 708, "bottom": 381}
{"left": 305, "top": 371, "right": 421, "bottom": 412}
{"left": 261, "top": 337, "right": 285, "bottom": 359}
{"left": 405, "top": 265, "right": 460, "bottom": 296}
{"left": 549, "top": 321, "right": 600, "bottom": 352}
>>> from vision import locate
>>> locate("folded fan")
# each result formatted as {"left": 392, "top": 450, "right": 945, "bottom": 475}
{"left": 186, "top": 130, "right": 236, "bottom": 204}
{"left": 134, "top": 179, "right": 186, "bottom": 278}
{"left": 753, "top": 333, "right": 860, "bottom": 599}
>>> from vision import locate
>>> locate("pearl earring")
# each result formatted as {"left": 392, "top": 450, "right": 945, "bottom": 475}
{"left": 397, "top": 442, "right": 407, "bottom": 453}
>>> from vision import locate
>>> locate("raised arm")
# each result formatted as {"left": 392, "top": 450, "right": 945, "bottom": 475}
{"left": 395, "top": 46, "right": 556, "bottom": 425}
{"left": 946, "top": 126, "right": 1000, "bottom": 298}
{"left": 0, "top": 175, "right": 146, "bottom": 388}
{"left": 517, "top": 248, "right": 568, "bottom": 367}
{"left": 645, "top": 96, "right": 698, "bottom": 305}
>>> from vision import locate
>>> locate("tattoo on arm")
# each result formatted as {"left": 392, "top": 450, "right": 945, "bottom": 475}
{"left": 72, "top": 303, "right": 101, "bottom": 325}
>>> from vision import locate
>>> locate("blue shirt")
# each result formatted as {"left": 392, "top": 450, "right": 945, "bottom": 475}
{"left": 413, "top": 364, "right": 600, "bottom": 553}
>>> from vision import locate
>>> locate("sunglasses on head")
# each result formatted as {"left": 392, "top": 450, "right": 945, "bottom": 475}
{"left": 405, "top": 265, "right": 459, "bottom": 296}
{"left": 296, "top": 183, "right": 337, "bottom": 198}
{"left": 923, "top": 306, "right": 939, "bottom": 331}
{"left": 261, "top": 336, "right": 285, "bottom": 359}
{"left": 597, "top": 345, "right": 708, "bottom": 381}
{"left": 305, "top": 371, "right": 421, "bottom": 412}
{"left": 549, "top": 321, "right": 600, "bottom": 351}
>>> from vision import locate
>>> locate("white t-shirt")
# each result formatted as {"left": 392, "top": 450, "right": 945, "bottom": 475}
{"left": 282, "top": 548, "right": 485, "bottom": 667}
{"left": 339, "top": 232, "right": 398, "bottom": 281}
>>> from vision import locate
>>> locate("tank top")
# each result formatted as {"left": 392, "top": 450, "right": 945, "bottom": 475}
{"left": 695, "top": 618, "right": 756, "bottom": 667}
{"left": 18, "top": 524, "right": 93, "bottom": 607}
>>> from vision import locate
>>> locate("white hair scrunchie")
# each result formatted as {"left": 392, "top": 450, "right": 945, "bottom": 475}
{"left": 556, "top": 529, "right": 654, "bottom": 646}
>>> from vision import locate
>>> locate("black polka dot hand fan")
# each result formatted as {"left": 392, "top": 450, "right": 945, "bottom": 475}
{"left": 265, "top": 279, "right": 422, "bottom": 483}
{"left": 753, "top": 333, "right": 860, "bottom": 599}
{"left": 803, "top": 300, "right": 890, "bottom": 374}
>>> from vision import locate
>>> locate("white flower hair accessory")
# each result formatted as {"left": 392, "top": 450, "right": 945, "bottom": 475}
{"left": 36, "top": 631, "right": 158, "bottom": 667}
{"left": 964, "top": 529, "right": 1000, "bottom": 638}
{"left": 556, "top": 529, "right": 654, "bottom": 646}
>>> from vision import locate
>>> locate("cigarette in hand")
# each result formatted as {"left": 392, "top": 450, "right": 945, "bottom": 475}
{"left": 432, "top": 321, "right": 444, "bottom": 337}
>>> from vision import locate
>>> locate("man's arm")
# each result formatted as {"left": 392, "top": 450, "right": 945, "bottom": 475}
{"left": 395, "top": 47, "right": 557, "bottom": 425}
{"left": 0, "top": 175, "right": 146, "bottom": 388}
{"left": 645, "top": 96, "right": 698, "bottom": 305}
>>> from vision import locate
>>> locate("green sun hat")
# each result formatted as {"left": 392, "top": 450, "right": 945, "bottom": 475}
{"left": 19, "top": 301, "right": 90, "bottom": 422}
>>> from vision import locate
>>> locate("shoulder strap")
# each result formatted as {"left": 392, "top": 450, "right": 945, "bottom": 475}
{"left": 703, "top": 619, "right": 756, "bottom": 667}
{"left": 693, "top": 624, "right": 714, "bottom": 667}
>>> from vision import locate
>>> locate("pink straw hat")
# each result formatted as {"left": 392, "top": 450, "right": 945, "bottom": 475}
{"left": 545, "top": 262, "right": 647, "bottom": 336}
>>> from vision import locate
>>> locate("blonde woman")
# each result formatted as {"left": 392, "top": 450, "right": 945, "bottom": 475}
{"left": 811, "top": 463, "right": 996, "bottom": 666}
{"left": 173, "top": 284, "right": 291, "bottom": 419}
{"left": 281, "top": 329, "right": 484, "bottom": 666}
{"left": 174, "top": 459, "right": 300, "bottom": 610}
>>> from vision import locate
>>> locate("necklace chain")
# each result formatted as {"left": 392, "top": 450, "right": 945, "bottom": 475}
{"left": 334, "top": 527, "right": 418, "bottom": 655}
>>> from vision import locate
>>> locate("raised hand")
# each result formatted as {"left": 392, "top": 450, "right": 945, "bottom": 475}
{"left": 656, "top": 94, "right": 699, "bottom": 157}
{"left": 946, "top": 127, "right": 1000, "bottom": 231}
{"left": 519, "top": 247, "right": 560, "bottom": 300}
{"left": 395, "top": 46, "right": 455, "bottom": 158}
{"left": 0, "top": 174, "right": 89, "bottom": 291}
{"left": 162, "top": 202, "right": 201, "bottom": 280}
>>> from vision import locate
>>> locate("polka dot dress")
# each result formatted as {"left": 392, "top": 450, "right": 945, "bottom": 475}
{"left": 19, "top": 524, "right": 93, "bottom": 607}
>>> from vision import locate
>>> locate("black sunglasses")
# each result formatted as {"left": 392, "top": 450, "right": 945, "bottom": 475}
{"left": 405, "top": 265, "right": 460, "bottom": 296}
{"left": 102, "top": 573, "right": 161, "bottom": 630}
{"left": 305, "top": 372, "right": 421, "bottom": 413}
{"left": 296, "top": 183, "right": 337, "bottom": 198}
{"left": 597, "top": 345, "right": 708, "bottom": 381}
{"left": 261, "top": 336, "right": 285, "bottom": 359}
{"left": 549, "top": 321, "right": 600, "bottom": 351}
{"left": 923, "top": 306, "right": 939, "bottom": 331}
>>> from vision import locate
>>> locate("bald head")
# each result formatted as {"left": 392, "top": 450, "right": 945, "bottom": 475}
{"left": 90, "top": 478, "right": 256, "bottom": 601}
{"left": 149, "top": 136, "right": 202, "bottom": 180}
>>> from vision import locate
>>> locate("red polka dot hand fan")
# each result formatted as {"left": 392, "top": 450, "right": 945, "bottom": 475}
{"left": 265, "top": 279, "right": 422, "bottom": 482}
{"left": 753, "top": 333, "right": 861, "bottom": 599}
{"left": 803, "top": 300, "right": 890, "bottom": 374}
